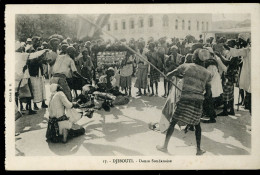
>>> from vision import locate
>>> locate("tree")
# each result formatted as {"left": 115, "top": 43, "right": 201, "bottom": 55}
{"left": 15, "top": 14, "right": 103, "bottom": 42}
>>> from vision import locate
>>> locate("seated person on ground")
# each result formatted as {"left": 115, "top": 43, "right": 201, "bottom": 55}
{"left": 46, "top": 84, "right": 85, "bottom": 143}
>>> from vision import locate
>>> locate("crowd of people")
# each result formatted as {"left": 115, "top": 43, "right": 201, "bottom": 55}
{"left": 15, "top": 32, "right": 251, "bottom": 153}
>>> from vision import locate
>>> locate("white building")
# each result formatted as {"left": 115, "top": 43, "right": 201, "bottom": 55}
{"left": 102, "top": 14, "right": 212, "bottom": 42}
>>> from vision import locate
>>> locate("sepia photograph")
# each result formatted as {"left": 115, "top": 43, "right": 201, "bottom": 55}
{"left": 5, "top": 3, "right": 260, "bottom": 170}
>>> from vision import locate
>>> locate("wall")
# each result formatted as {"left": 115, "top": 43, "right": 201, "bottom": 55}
{"left": 102, "top": 14, "right": 212, "bottom": 42}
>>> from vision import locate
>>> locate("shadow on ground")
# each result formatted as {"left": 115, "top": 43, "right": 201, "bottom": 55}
{"left": 15, "top": 108, "right": 48, "bottom": 134}
{"left": 85, "top": 114, "right": 150, "bottom": 142}
{"left": 16, "top": 90, "right": 251, "bottom": 156}
{"left": 153, "top": 101, "right": 251, "bottom": 155}
{"left": 47, "top": 135, "right": 87, "bottom": 156}
{"left": 47, "top": 109, "right": 150, "bottom": 155}
{"left": 172, "top": 128, "right": 250, "bottom": 155}
{"left": 202, "top": 110, "right": 251, "bottom": 149}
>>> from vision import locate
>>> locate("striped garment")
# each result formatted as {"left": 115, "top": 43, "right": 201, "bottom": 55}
{"left": 171, "top": 99, "right": 203, "bottom": 126}
{"left": 167, "top": 63, "right": 211, "bottom": 126}
{"left": 222, "top": 81, "right": 234, "bottom": 102}
{"left": 150, "top": 68, "right": 160, "bottom": 83}
{"left": 134, "top": 65, "right": 148, "bottom": 89}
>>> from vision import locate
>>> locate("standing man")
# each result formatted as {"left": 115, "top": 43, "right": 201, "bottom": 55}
{"left": 27, "top": 36, "right": 48, "bottom": 110}
{"left": 223, "top": 33, "right": 251, "bottom": 113}
{"left": 31, "top": 36, "right": 42, "bottom": 50}
{"left": 146, "top": 42, "right": 162, "bottom": 97}
{"left": 26, "top": 38, "right": 33, "bottom": 48}
{"left": 91, "top": 40, "right": 99, "bottom": 83}
{"left": 46, "top": 38, "right": 60, "bottom": 78}
{"left": 162, "top": 46, "right": 182, "bottom": 98}
{"left": 27, "top": 47, "right": 48, "bottom": 110}
{"left": 78, "top": 49, "right": 94, "bottom": 86}
{"left": 42, "top": 41, "right": 49, "bottom": 78}
{"left": 84, "top": 41, "right": 92, "bottom": 57}
{"left": 156, "top": 49, "right": 211, "bottom": 155}
{"left": 51, "top": 46, "right": 89, "bottom": 102}
{"left": 59, "top": 44, "right": 69, "bottom": 55}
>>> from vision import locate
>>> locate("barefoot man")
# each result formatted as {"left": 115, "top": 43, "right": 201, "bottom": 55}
{"left": 156, "top": 48, "right": 212, "bottom": 155}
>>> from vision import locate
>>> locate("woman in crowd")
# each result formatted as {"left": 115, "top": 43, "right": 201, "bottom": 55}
{"left": 156, "top": 48, "right": 212, "bottom": 156}
{"left": 120, "top": 49, "right": 134, "bottom": 96}
{"left": 134, "top": 39, "right": 149, "bottom": 96}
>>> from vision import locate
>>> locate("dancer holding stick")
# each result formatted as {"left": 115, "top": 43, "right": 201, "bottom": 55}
{"left": 156, "top": 49, "right": 212, "bottom": 155}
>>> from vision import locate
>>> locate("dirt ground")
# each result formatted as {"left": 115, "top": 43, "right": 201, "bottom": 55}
{"left": 15, "top": 78, "right": 251, "bottom": 156}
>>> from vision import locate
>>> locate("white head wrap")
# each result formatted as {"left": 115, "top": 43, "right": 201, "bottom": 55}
{"left": 26, "top": 38, "right": 32, "bottom": 42}
{"left": 107, "top": 67, "right": 115, "bottom": 72}
{"left": 50, "top": 83, "right": 58, "bottom": 93}
{"left": 172, "top": 45, "right": 178, "bottom": 49}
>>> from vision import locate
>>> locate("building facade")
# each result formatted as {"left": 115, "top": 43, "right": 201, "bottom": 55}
{"left": 102, "top": 14, "right": 212, "bottom": 41}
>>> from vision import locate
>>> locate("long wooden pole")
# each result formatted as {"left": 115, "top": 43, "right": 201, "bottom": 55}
{"left": 78, "top": 15, "right": 181, "bottom": 91}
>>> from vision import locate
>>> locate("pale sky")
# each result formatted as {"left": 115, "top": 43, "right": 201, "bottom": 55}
{"left": 212, "top": 14, "right": 250, "bottom": 21}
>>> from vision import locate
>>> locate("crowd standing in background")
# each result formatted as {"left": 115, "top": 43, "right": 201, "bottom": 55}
{"left": 15, "top": 33, "right": 251, "bottom": 153}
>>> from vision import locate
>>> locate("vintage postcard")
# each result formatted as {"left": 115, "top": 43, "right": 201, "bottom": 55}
{"left": 5, "top": 3, "right": 260, "bottom": 170}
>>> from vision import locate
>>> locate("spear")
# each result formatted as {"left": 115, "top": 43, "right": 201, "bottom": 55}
{"left": 77, "top": 15, "right": 181, "bottom": 91}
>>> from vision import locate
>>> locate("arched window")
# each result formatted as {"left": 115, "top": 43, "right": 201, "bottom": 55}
{"left": 138, "top": 17, "right": 144, "bottom": 28}
{"left": 202, "top": 21, "right": 204, "bottom": 31}
{"left": 197, "top": 21, "right": 199, "bottom": 31}
{"left": 130, "top": 18, "right": 135, "bottom": 29}
{"left": 188, "top": 20, "right": 191, "bottom": 30}
{"left": 206, "top": 22, "right": 209, "bottom": 31}
{"left": 107, "top": 23, "right": 110, "bottom": 31}
{"left": 114, "top": 20, "right": 118, "bottom": 30}
{"left": 148, "top": 16, "right": 153, "bottom": 27}
{"left": 122, "top": 20, "right": 126, "bottom": 30}
{"left": 162, "top": 15, "right": 169, "bottom": 27}
{"left": 182, "top": 20, "right": 185, "bottom": 30}
{"left": 175, "top": 19, "right": 178, "bottom": 30}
